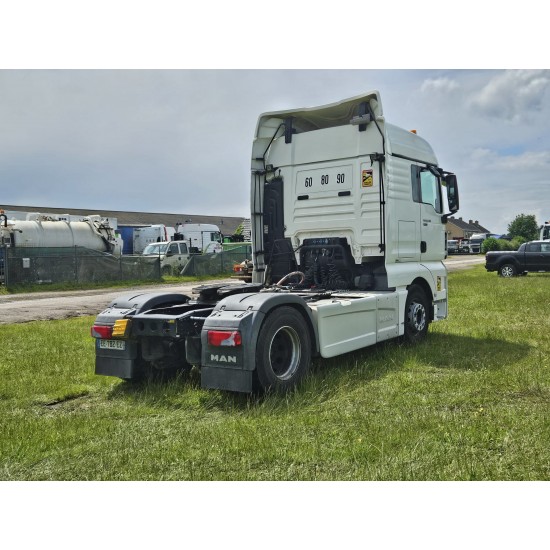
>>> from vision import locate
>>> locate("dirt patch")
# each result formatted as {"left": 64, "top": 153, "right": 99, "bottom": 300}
{"left": 0, "top": 279, "right": 235, "bottom": 324}
{"left": 0, "top": 259, "right": 483, "bottom": 325}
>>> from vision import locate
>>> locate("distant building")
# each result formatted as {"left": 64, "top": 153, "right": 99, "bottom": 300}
{"left": 1, "top": 204, "right": 245, "bottom": 238}
{"left": 446, "top": 217, "right": 491, "bottom": 240}
{"left": 241, "top": 218, "right": 251, "bottom": 241}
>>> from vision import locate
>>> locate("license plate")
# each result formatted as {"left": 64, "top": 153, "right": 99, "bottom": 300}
{"left": 98, "top": 339, "right": 126, "bottom": 351}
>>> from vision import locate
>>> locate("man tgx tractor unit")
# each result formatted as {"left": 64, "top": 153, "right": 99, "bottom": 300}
{"left": 92, "top": 91, "right": 460, "bottom": 393}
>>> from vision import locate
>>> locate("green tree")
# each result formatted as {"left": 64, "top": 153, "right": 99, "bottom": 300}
{"left": 510, "top": 236, "right": 527, "bottom": 249}
{"left": 481, "top": 237, "right": 500, "bottom": 253}
{"left": 507, "top": 214, "right": 539, "bottom": 241}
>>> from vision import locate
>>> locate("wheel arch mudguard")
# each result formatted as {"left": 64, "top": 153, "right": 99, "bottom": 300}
{"left": 107, "top": 291, "right": 191, "bottom": 313}
{"left": 497, "top": 257, "right": 520, "bottom": 270}
{"left": 408, "top": 276, "right": 435, "bottom": 321}
{"left": 94, "top": 292, "right": 191, "bottom": 380}
{"left": 95, "top": 292, "right": 191, "bottom": 324}
{"left": 200, "top": 292, "right": 319, "bottom": 393}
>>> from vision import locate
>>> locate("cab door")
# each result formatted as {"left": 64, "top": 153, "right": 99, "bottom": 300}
{"left": 525, "top": 242, "right": 550, "bottom": 271}
{"left": 178, "top": 243, "right": 190, "bottom": 270}
{"left": 166, "top": 242, "right": 181, "bottom": 269}
{"left": 412, "top": 166, "right": 445, "bottom": 262}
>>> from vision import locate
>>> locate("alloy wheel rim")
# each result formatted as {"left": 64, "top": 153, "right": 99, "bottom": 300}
{"left": 269, "top": 325, "right": 301, "bottom": 380}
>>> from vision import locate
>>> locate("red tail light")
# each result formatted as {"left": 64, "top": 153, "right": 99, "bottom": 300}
{"left": 207, "top": 330, "right": 242, "bottom": 347}
{"left": 91, "top": 324, "right": 113, "bottom": 339}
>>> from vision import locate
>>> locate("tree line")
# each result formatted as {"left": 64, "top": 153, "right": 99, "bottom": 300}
{"left": 481, "top": 214, "right": 543, "bottom": 253}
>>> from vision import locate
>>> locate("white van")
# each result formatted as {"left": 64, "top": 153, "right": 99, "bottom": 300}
{"left": 174, "top": 223, "right": 223, "bottom": 254}
{"left": 133, "top": 224, "right": 169, "bottom": 254}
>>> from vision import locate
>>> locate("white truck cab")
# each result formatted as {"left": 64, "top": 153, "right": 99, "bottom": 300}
{"left": 93, "top": 90, "right": 460, "bottom": 394}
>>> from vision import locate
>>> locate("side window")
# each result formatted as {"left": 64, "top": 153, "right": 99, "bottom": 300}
{"left": 179, "top": 243, "right": 188, "bottom": 254}
{"left": 541, "top": 243, "right": 550, "bottom": 252}
{"left": 412, "top": 166, "right": 442, "bottom": 213}
{"left": 526, "top": 243, "right": 541, "bottom": 252}
{"left": 168, "top": 243, "right": 179, "bottom": 254}
{"left": 420, "top": 170, "right": 442, "bottom": 213}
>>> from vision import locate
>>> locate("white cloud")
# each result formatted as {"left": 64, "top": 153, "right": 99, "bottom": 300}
{"left": 469, "top": 147, "right": 550, "bottom": 170}
{"left": 1, "top": 69, "right": 549, "bottom": 234}
{"left": 458, "top": 146, "right": 550, "bottom": 232}
{"left": 469, "top": 69, "right": 550, "bottom": 122}
{"left": 420, "top": 77, "right": 459, "bottom": 94}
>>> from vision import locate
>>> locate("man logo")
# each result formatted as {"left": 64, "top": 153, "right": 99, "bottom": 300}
{"left": 210, "top": 354, "right": 237, "bottom": 364}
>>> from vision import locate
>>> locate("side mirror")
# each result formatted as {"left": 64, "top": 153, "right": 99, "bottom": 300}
{"left": 445, "top": 174, "right": 459, "bottom": 214}
{"left": 166, "top": 251, "right": 174, "bottom": 257}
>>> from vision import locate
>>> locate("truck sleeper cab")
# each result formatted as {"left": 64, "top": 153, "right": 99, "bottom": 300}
{"left": 92, "top": 91, "right": 459, "bottom": 393}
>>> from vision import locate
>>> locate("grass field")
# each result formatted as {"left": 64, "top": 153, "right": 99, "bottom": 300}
{"left": 0, "top": 272, "right": 233, "bottom": 295}
{"left": 1, "top": 265, "right": 549, "bottom": 480}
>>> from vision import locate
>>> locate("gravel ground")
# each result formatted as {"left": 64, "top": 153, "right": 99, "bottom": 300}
{"left": 0, "top": 279, "right": 236, "bottom": 325}
{"left": 0, "top": 257, "right": 485, "bottom": 325}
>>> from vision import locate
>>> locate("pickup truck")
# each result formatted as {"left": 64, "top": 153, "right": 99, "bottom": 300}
{"left": 485, "top": 240, "right": 550, "bottom": 277}
{"left": 142, "top": 241, "right": 191, "bottom": 275}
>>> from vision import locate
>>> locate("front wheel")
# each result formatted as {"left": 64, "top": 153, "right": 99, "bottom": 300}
{"left": 255, "top": 306, "right": 311, "bottom": 393}
{"left": 499, "top": 263, "right": 517, "bottom": 277}
{"left": 403, "top": 285, "right": 430, "bottom": 344}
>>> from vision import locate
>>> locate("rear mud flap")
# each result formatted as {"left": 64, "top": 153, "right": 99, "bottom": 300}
{"left": 201, "top": 366, "right": 253, "bottom": 393}
{"left": 95, "top": 340, "right": 139, "bottom": 379}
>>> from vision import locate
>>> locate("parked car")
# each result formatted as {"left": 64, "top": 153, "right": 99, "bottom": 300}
{"left": 447, "top": 239, "right": 459, "bottom": 254}
{"left": 485, "top": 240, "right": 550, "bottom": 277}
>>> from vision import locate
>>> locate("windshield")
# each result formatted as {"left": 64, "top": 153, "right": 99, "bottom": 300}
{"left": 142, "top": 243, "right": 169, "bottom": 255}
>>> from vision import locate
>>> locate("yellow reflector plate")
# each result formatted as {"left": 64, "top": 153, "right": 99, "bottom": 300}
{"left": 112, "top": 319, "right": 130, "bottom": 338}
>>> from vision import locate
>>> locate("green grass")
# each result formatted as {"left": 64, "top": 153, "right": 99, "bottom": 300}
{"left": 0, "top": 278, "right": 160, "bottom": 295}
{"left": 1, "top": 266, "right": 549, "bottom": 480}
{"left": 0, "top": 272, "right": 234, "bottom": 295}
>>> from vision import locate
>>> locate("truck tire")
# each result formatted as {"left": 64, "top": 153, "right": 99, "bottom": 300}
{"left": 498, "top": 263, "right": 517, "bottom": 277}
{"left": 404, "top": 285, "right": 430, "bottom": 344}
{"left": 255, "top": 306, "right": 311, "bottom": 393}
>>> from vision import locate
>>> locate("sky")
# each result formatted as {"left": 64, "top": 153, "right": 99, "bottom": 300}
{"left": 2, "top": 69, "right": 550, "bottom": 235}
{"left": 2, "top": 3, "right": 549, "bottom": 545}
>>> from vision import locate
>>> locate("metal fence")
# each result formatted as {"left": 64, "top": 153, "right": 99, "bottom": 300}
{"left": 1, "top": 246, "right": 161, "bottom": 288}
{"left": 0, "top": 244, "right": 254, "bottom": 288}
{"left": 181, "top": 245, "right": 252, "bottom": 277}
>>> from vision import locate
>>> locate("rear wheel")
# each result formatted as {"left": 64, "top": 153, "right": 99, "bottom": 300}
{"left": 499, "top": 263, "right": 517, "bottom": 277}
{"left": 255, "top": 307, "right": 311, "bottom": 393}
{"left": 404, "top": 285, "right": 430, "bottom": 344}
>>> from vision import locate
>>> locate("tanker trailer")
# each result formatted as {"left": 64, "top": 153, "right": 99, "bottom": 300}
{"left": 0, "top": 214, "right": 121, "bottom": 254}
{"left": 0, "top": 213, "right": 122, "bottom": 283}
